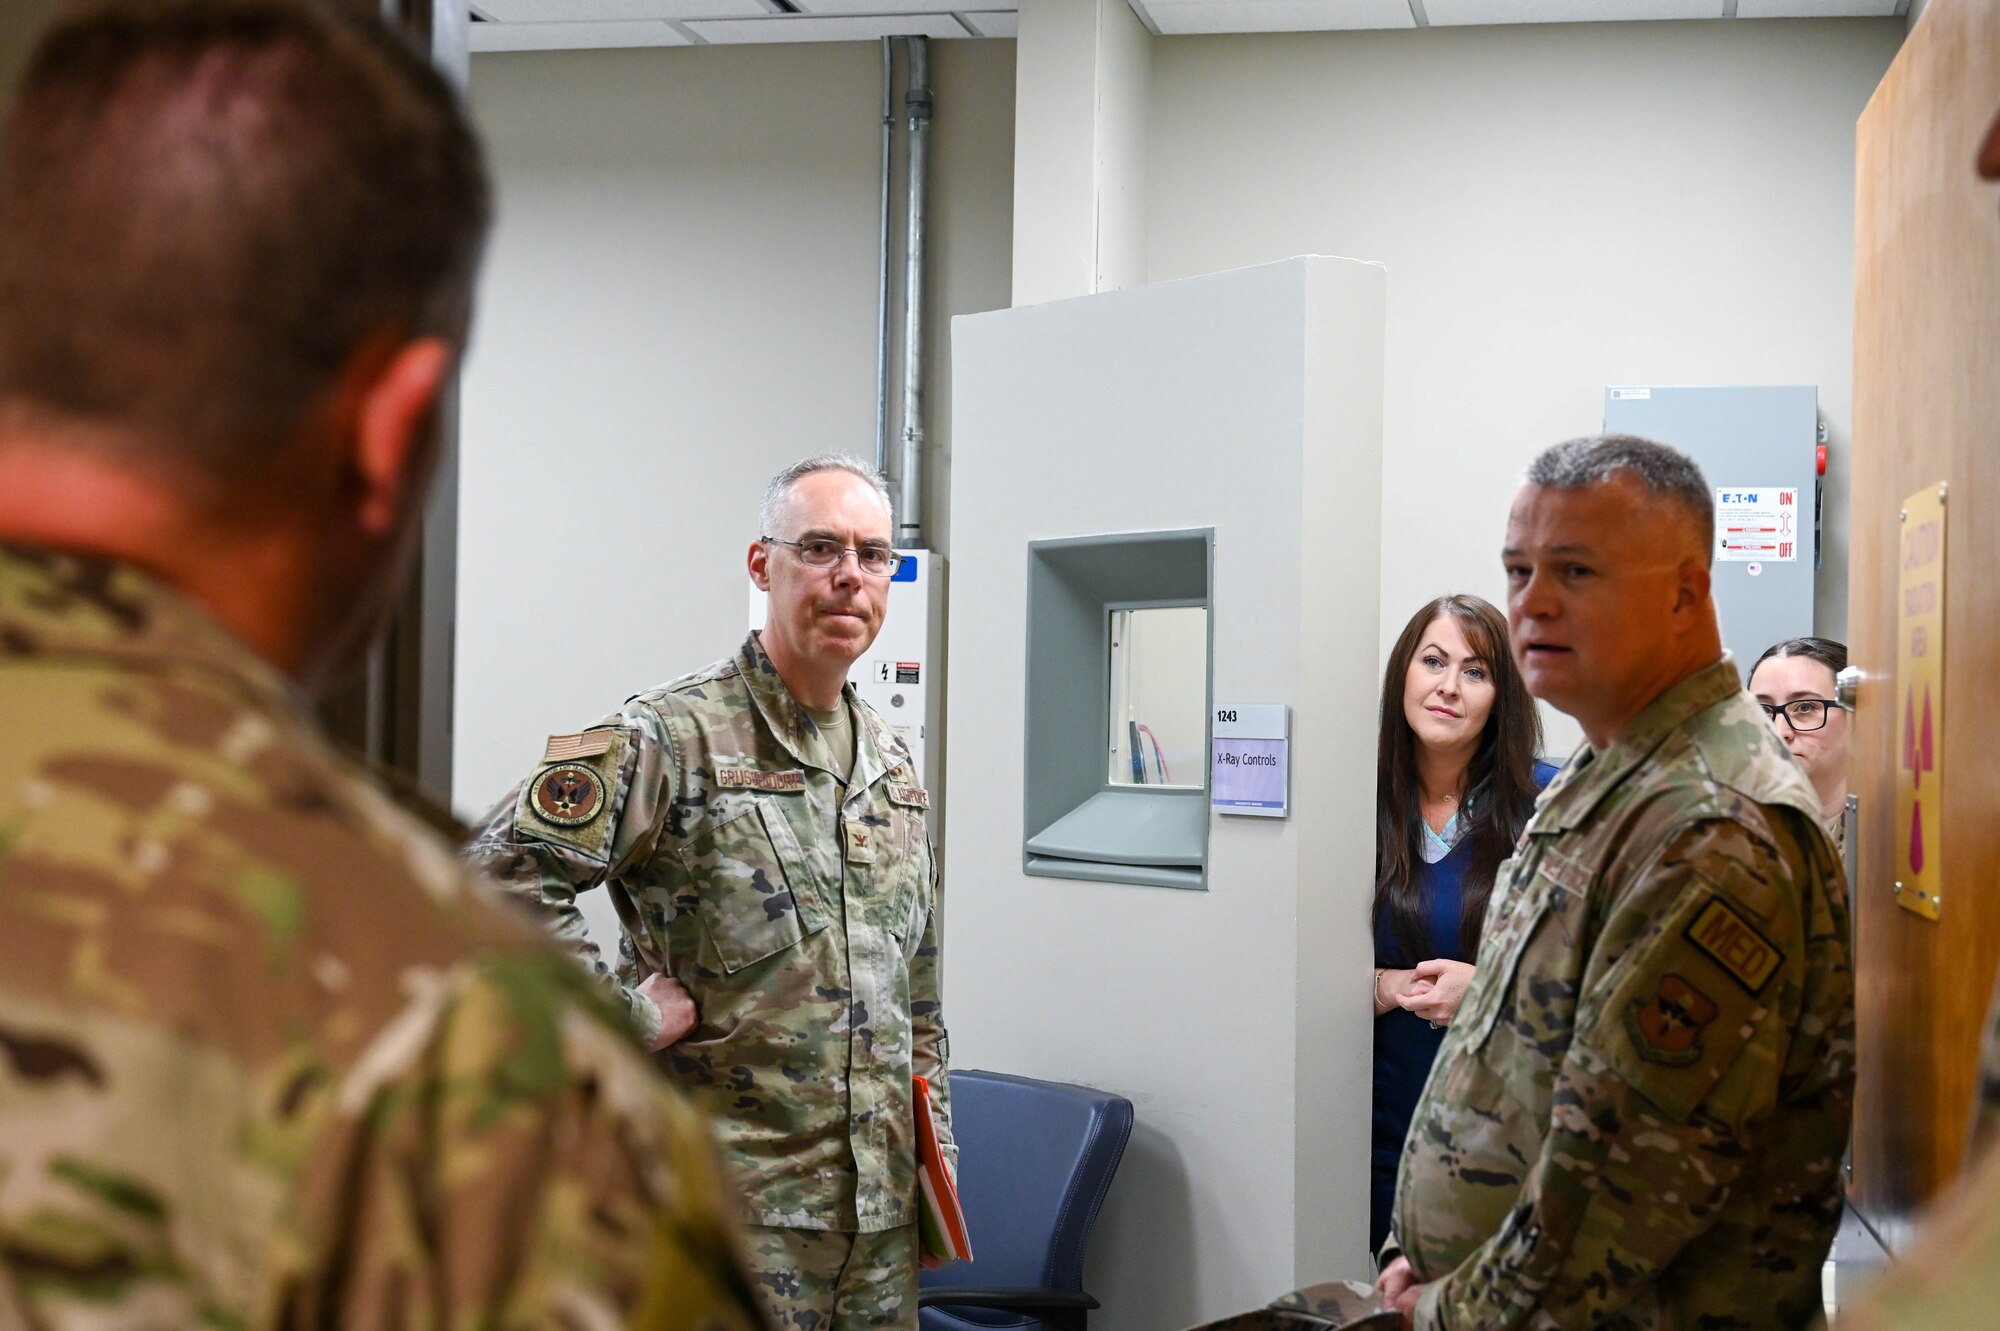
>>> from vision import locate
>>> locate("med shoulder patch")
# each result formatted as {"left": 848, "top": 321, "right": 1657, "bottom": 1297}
{"left": 1685, "top": 896, "right": 1785, "bottom": 995}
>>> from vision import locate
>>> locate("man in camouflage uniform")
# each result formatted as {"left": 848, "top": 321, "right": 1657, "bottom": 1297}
{"left": 0, "top": 4, "right": 765, "bottom": 1328}
{"left": 466, "top": 454, "right": 952, "bottom": 1331}
{"left": 1377, "top": 436, "right": 1854, "bottom": 1329}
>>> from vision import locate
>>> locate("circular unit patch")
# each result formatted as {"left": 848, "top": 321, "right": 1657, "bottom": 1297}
{"left": 531, "top": 763, "right": 606, "bottom": 828}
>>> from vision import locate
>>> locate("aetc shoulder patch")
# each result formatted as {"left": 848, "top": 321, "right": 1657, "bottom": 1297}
{"left": 531, "top": 763, "right": 607, "bottom": 827}
{"left": 1626, "top": 972, "right": 1719, "bottom": 1066}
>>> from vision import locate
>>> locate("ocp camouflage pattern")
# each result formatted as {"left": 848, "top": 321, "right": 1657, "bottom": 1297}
{"left": 464, "top": 632, "right": 953, "bottom": 1234}
{"left": 0, "top": 546, "right": 768, "bottom": 1331}
{"left": 1394, "top": 657, "right": 1855, "bottom": 1330}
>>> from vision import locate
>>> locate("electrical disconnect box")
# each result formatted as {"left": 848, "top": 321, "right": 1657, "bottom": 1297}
{"left": 1603, "top": 385, "right": 1820, "bottom": 673}
{"left": 748, "top": 549, "right": 945, "bottom": 796}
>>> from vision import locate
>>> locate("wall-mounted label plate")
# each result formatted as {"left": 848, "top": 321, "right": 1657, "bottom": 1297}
{"left": 1212, "top": 704, "right": 1289, "bottom": 818}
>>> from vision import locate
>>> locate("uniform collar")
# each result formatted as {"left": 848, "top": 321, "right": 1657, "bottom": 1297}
{"left": 736, "top": 631, "right": 914, "bottom": 793}
{"left": 0, "top": 543, "right": 306, "bottom": 719}
{"left": 1536, "top": 654, "right": 1743, "bottom": 834}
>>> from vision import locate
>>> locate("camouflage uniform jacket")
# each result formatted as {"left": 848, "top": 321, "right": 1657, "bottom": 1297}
{"left": 1393, "top": 657, "right": 1855, "bottom": 1330}
{"left": 464, "top": 632, "right": 952, "bottom": 1234}
{"left": 0, "top": 547, "right": 768, "bottom": 1331}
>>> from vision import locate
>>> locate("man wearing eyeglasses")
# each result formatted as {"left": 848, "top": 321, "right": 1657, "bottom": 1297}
{"left": 467, "top": 453, "right": 950, "bottom": 1331}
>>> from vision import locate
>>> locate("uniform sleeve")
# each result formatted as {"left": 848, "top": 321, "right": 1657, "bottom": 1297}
{"left": 462, "top": 700, "right": 679, "bottom": 1044}
{"left": 1416, "top": 817, "right": 1816, "bottom": 1331}
{"left": 295, "top": 957, "right": 770, "bottom": 1331}
{"left": 910, "top": 834, "right": 956, "bottom": 1169}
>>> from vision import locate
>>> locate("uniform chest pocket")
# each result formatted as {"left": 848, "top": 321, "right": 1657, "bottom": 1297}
{"left": 1457, "top": 841, "right": 1580, "bottom": 1053}
{"left": 688, "top": 799, "right": 825, "bottom": 974}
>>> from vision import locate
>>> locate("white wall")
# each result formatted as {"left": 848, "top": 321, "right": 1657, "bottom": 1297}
{"left": 453, "top": 39, "right": 1015, "bottom": 827}
{"left": 1142, "top": 18, "right": 1902, "bottom": 753}
{"left": 948, "top": 257, "right": 1385, "bottom": 1331}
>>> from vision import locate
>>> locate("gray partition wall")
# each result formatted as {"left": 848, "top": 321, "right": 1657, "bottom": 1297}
{"left": 945, "top": 256, "right": 1387, "bottom": 1331}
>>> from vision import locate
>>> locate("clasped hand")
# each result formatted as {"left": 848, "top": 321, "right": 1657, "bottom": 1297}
{"left": 1396, "top": 958, "right": 1474, "bottom": 1026}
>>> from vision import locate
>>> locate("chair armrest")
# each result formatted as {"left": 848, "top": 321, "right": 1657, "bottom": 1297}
{"left": 918, "top": 1288, "right": 1101, "bottom": 1312}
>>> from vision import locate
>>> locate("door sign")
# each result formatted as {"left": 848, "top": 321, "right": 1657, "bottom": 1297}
{"left": 1894, "top": 483, "right": 1947, "bottom": 921}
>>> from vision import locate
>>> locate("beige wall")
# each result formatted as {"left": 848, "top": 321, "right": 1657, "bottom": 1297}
{"left": 1144, "top": 17, "right": 1901, "bottom": 751}
{"left": 453, "top": 39, "right": 1015, "bottom": 823}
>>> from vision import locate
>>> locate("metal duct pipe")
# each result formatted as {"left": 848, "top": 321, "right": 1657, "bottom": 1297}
{"left": 897, "top": 35, "right": 932, "bottom": 546}
{"left": 874, "top": 37, "right": 893, "bottom": 480}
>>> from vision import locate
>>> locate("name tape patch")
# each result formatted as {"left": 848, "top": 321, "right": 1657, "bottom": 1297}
{"left": 1685, "top": 896, "right": 1784, "bottom": 994}
{"left": 716, "top": 766, "right": 806, "bottom": 793}
{"left": 543, "top": 730, "right": 614, "bottom": 763}
{"left": 886, "top": 783, "right": 929, "bottom": 810}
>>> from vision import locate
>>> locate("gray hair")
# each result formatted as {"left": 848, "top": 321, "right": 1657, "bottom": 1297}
{"left": 758, "top": 453, "right": 894, "bottom": 538}
{"left": 1524, "top": 434, "right": 1714, "bottom": 556}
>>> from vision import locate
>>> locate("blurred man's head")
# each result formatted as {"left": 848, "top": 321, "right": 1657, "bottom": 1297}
{"left": 1980, "top": 103, "right": 2000, "bottom": 183}
{"left": 0, "top": 0, "right": 489, "bottom": 692}
{"left": 1502, "top": 435, "right": 1721, "bottom": 748}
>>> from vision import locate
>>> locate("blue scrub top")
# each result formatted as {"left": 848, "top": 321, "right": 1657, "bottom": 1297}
{"left": 1369, "top": 760, "right": 1558, "bottom": 1255}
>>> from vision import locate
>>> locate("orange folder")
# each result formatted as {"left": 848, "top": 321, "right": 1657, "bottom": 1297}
{"left": 914, "top": 1074, "right": 973, "bottom": 1264}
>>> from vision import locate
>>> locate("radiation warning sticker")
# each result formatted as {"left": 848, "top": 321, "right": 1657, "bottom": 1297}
{"left": 1895, "top": 483, "right": 1946, "bottom": 921}
{"left": 1626, "top": 973, "right": 1719, "bottom": 1066}
{"left": 531, "top": 763, "right": 607, "bottom": 827}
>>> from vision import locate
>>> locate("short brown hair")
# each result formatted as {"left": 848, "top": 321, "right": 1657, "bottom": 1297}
{"left": 1525, "top": 433, "right": 1715, "bottom": 562}
{"left": 0, "top": 0, "right": 490, "bottom": 477}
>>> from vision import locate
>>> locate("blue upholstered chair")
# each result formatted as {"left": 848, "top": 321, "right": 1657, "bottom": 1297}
{"left": 918, "top": 1069, "right": 1135, "bottom": 1331}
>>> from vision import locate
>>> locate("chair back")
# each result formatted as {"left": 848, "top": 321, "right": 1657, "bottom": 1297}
{"left": 921, "top": 1069, "right": 1134, "bottom": 1295}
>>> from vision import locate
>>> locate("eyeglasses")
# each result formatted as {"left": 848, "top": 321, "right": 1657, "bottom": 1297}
{"left": 762, "top": 535, "right": 901, "bottom": 578}
{"left": 1758, "top": 699, "right": 1844, "bottom": 732}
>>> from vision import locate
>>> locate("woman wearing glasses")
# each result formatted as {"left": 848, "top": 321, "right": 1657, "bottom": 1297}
{"left": 1748, "top": 636, "right": 1850, "bottom": 858}
{"left": 1368, "top": 594, "right": 1555, "bottom": 1256}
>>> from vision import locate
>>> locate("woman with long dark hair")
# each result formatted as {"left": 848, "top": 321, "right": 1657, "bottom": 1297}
{"left": 1369, "top": 594, "right": 1555, "bottom": 1254}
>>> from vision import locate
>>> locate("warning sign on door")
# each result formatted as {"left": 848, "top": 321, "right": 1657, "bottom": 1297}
{"left": 1894, "top": 483, "right": 1947, "bottom": 921}
{"left": 1715, "top": 487, "right": 1801, "bottom": 562}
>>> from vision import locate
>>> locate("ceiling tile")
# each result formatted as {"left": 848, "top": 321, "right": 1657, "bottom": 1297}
{"left": 1735, "top": 0, "right": 1898, "bottom": 15}
{"left": 1424, "top": 0, "right": 1719, "bottom": 23}
{"left": 475, "top": 0, "right": 765, "bottom": 19}
{"left": 1138, "top": 1, "right": 1416, "bottom": 34}
{"left": 792, "top": 0, "right": 1010, "bottom": 12}
{"left": 686, "top": 14, "right": 970, "bottom": 41}
{"left": 469, "top": 18, "right": 693, "bottom": 48}
{"left": 960, "top": 10, "right": 1019, "bottom": 35}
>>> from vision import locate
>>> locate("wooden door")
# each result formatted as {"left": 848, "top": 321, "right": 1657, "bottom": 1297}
{"left": 1850, "top": 0, "right": 2000, "bottom": 1227}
